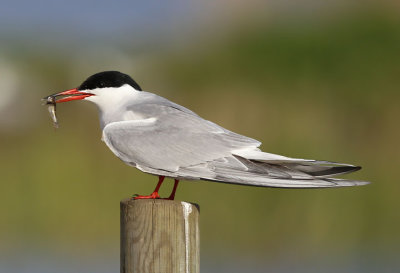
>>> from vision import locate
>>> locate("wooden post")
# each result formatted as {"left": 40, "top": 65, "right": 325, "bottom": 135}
{"left": 120, "top": 199, "right": 200, "bottom": 273}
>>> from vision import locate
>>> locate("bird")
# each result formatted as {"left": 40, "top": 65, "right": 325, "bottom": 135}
{"left": 45, "top": 71, "right": 368, "bottom": 200}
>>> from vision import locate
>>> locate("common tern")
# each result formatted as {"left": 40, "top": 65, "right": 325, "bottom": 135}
{"left": 44, "top": 71, "right": 368, "bottom": 199}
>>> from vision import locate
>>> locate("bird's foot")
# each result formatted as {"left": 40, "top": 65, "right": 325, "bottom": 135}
{"left": 133, "top": 192, "right": 160, "bottom": 199}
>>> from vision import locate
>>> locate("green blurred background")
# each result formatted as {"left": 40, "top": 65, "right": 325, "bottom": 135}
{"left": 1, "top": 1, "right": 399, "bottom": 272}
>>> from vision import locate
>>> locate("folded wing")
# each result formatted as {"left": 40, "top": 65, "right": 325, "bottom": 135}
{"left": 102, "top": 103, "right": 368, "bottom": 188}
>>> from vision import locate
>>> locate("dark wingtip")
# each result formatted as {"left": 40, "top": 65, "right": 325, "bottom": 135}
{"left": 310, "top": 165, "right": 362, "bottom": 177}
{"left": 337, "top": 165, "right": 362, "bottom": 174}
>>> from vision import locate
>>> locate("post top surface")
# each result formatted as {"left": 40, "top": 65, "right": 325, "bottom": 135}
{"left": 120, "top": 198, "right": 200, "bottom": 211}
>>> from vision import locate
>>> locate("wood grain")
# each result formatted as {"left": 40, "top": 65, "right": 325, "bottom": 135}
{"left": 121, "top": 199, "right": 200, "bottom": 273}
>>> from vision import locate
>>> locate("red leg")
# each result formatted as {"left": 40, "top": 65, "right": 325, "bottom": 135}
{"left": 134, "top": 176, "right": 165, "bottom": 199}
{"left": 165, "top": 179, "right": 179, "bottom": 200}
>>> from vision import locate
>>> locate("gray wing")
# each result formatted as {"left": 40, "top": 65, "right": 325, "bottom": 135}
{"left": 102, "top": 103, "right": 260, "bottom": 172}
{"left": 103, "top": 102, "right": 368, "bottom": 188}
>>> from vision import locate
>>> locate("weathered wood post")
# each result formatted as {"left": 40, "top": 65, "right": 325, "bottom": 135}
{"left": 120, "top": 199, "right": 200, "bottom": 273}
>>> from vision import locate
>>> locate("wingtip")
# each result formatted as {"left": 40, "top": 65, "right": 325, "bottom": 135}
{"left": 346, "top": 165, "right": 362, "bottom": 173}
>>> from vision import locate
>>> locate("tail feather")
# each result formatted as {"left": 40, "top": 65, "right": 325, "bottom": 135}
{"left": 204, "top": 176, "right": 369, "bottom": 188}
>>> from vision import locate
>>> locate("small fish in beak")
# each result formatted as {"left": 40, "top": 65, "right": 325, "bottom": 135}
{"left": 42, "top": 88, "right": 94, "bottom": 128}
{"left": 42, "top": 95, "right": 58, "bottom": 128}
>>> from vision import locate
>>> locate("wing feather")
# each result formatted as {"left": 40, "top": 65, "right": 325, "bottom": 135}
{"left": 102, "top": 101, "right": 368, "bottom": 188}
{"left": 102, "top": 104, "right": 260, "bottom": 172}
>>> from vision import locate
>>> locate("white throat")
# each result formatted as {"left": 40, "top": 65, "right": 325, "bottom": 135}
{"left": 83, "top": 84, "right": 142, "bottom": 129}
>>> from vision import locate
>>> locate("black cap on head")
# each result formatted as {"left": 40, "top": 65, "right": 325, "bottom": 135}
{"left": 78, "top": 71, "right": 142, "bottom": 91}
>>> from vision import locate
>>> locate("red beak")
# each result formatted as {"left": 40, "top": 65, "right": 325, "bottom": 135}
{"left": 48, "top": 88, "right": 94, "bottom": 103}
